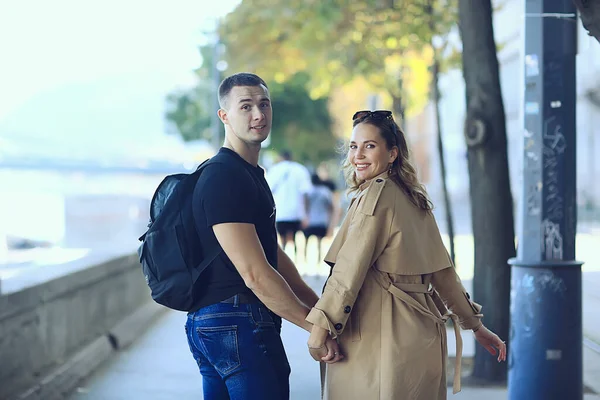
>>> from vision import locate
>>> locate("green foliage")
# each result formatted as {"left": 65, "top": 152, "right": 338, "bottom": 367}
{"left": 268, "top": 72, "right": 337, "bottom": 165}
{"left": 166, "top": 0, "right": 463, "bottom": 159}
{"left": 165, "top": 46, "right": 216, "bottom": 142}
{"left": 165, "top": 52, "right": 336, "bottom": 164}
{"left": 164, "top": 86, "right": 212, "bottom": 142}
{"left": 219, "top": 0, "right": 459, "bottom": 112}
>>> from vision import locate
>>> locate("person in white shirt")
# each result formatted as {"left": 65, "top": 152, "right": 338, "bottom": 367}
{"left": 267, "top": 150, "right": 312, "bottom": 262}
{"left": 303, "top": 173, "right": 334, "bottom": 264}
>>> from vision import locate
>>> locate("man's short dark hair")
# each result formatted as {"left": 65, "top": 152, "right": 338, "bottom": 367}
{"left": 218, "top": 72, "right": 268, "bottom": 108}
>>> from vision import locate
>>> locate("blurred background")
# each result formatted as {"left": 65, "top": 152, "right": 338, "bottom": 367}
{"left": 2, "top": 0, "right": 600, "bottom": 398}
{"left": 2, "top": 0, "right": 598, "bottom": 279}
{"left": 0, "top": 1, "right": 237, "bottom": 277}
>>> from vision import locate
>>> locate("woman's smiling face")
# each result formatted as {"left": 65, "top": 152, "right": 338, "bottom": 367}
{"left": 348, "top": 122, "right": 398, "bottom": 182}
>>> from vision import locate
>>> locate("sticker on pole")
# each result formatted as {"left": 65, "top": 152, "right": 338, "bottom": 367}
{"left": 525, "top": 102, "right": 539, "bottom": 114}
{"left": 525, "top": 54, "right": 539, "bottom": 77}
{"left": 546, "top": 349, "right": 562, "bottom": 360}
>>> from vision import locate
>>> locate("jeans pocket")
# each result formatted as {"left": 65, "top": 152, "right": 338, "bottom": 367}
{"left": 197, "top": 325, "right": 241, "bottom": 375}
{"left": 250, "top": 304, "right": 280, "bottom": 328}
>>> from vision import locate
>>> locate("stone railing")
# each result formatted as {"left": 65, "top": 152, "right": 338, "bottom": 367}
{"left": 0, "top": 253, "right": 164, "bottom": 400}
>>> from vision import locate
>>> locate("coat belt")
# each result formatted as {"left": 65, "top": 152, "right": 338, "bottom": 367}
{"left": 370, "top": 269, "right": 463, "bottom": 394}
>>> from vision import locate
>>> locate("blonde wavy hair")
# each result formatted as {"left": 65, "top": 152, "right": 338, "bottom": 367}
{"left": 342, "top": 113, "right": 433, "bottom": 212}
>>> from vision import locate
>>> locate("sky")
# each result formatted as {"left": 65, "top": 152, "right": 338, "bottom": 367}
{"left": 0, "top": 0, "right": 241, "bottom": 158}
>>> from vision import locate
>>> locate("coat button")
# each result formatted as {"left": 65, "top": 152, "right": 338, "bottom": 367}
{"left": 376, "top": 179, "right": 383, "bottom": 183}
{"left": 334, "top": 323, "right": 343, "bottom": 331}
{"left": 344, "top": 306, "right": 351, "bottom": 314}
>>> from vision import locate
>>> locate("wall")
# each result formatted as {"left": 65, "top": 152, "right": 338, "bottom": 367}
{"left": 0, "top": 253, "right": 158, "bottom": 399}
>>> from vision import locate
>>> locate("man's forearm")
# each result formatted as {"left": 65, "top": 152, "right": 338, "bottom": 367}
{"left": 293, "top": 285, "right": 319, "bottom": 308}
{"left": 247, "top": 266, "right": 313, "bottom": 332}
{"left": 277, "top": 247, "right": 319, "bottom": 307}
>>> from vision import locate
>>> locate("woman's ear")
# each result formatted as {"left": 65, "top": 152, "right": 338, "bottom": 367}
{"left": 389, "top": 146, "right": 399, "bottom": 163}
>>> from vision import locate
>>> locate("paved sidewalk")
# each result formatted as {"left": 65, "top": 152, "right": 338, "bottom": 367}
{"left": 69, "top": 306, "right": 600, "bottom": 400}
{"left": 70, "top": 274, "right": 600, "bottom": 400}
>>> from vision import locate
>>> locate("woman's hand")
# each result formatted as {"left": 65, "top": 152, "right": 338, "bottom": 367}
{"left": 308, "top": 337, "right": 344, "bottom": 363}
{"left": 473, "top": 324, "right": 507, "bottom": 362}
{"left": 308, "top": 325, "right": 344, "bottom": 363}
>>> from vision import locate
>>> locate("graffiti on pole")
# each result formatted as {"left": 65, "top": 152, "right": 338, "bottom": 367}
{"left": 542, "top": 116, "right": 565, "bottom": 224}
{"left": 541, "top": 218, "right": 563, "bottom": 260}
{"left": 524, "top": 129, "right": 542, "bottom": 216}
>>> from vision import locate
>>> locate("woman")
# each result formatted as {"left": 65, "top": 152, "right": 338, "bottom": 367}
{"left": 305, "top": 110, "right": 506, "bottom": 400}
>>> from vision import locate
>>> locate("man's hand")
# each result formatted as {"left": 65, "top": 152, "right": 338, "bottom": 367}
{"left": 308, "top": 336, "right": 344, "bottom": 364}
{"left": 308, "top": 343, "right": 328, "bottom": 362}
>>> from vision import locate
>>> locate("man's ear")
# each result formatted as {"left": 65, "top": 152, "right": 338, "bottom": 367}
{"left": 217, "top": 109, "right": 227, "bottom": 124}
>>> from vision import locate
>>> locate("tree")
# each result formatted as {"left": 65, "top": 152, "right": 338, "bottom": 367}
{"left": 164, "top": 45, "right": 216, "bottom": 142}
{"left": 218, "top": 0, "right": 454, "bottom": 122}
{"left": 220, "top": 0, "right": 461, "bottom": 259}
{"left": 164, "top": 87, "right": 212, "bottom": 142}
{"left": 268, "top": 72, "right": 338, "bottom": 165}
{"left": 165, "top": 53, "right": 337, "bottom": 165}
{"left": 573, "top": 0, "right": 600, "bottom": 43}
{"left": 457, "top": 0, "right": 515, "bottom": 382}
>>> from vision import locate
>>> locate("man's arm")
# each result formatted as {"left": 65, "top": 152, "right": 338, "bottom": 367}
{"left": 276, "top": 245, "right": 319, "bottom": 308}
{"left": 213, "top": 222, "right": 313, "bottom": 332}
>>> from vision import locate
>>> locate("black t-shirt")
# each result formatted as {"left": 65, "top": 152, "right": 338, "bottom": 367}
{"left": 191, "top": 147, "right": 278, "bottom": 309}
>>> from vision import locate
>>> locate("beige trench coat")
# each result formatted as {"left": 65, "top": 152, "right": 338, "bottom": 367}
{"left": 306, "top": 172, "right": 483, "bottom": 400}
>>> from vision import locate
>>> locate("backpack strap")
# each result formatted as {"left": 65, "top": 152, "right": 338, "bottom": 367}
{"left": 189, "top": 158, "right": 223, "bottom": 278}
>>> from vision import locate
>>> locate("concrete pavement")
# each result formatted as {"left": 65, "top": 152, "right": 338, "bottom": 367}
{"left": 69, "top": 275, "right": 600, "bottom": 400}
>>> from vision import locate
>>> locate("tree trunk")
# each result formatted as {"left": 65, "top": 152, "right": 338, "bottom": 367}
{"left": 431, "top": 53, "right": 456, "bottom": 265}
{"left": 573, "top": 0, "right": 600, "bottom": 43}
{"left": 457, "top": 0, "right": 515, "bottom": 383}
{"left": 392, "top": 94, "right": 406, "bottom": 131}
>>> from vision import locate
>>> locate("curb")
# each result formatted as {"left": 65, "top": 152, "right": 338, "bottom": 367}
{"left": 11, "top": 302, "right": 168, "bottom": 400}
{"left": 109, "top": 301, "right": 167, "bottom": 350}
{"left": 584, "top": 339, "right": 600, "bottom": 395}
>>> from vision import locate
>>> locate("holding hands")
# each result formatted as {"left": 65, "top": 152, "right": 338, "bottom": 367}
{"left": 308, "top": 325, "right": 344, "bottom": 364}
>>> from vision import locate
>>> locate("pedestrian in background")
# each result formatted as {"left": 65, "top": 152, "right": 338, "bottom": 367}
{"left": 303, "top": 173, "right": 334, "bottom": 264}
{"left": 267, "top": 150, "right": 312, "bottom": 262}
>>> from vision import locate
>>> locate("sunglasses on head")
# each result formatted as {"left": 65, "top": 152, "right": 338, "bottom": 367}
{"left": 352, "top": 110, "right": 393, "bottom": 121}
{"left": 352, "top": 110, "right": 399, "bottom": 144}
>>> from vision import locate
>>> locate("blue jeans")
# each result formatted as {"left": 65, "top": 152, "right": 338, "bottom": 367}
{"left": 185, "top": 299, "right": 291, "bottom": 400}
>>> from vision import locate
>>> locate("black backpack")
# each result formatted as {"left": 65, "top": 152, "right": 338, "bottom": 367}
{"left": 137, "top": 159, "right": 222, "bottom": 311}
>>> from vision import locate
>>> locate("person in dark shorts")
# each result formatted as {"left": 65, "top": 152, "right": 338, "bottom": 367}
{"left": 303, "top": 173, "right": 334, "bottom": 263}
{"left": 185, "top": 72, "right": 343, "bottom": 400}
{"left": 267, "top": 150, "right": 312, "bottom": 262}
{"left": 276, "top": 220, "right": 302, "bottom": 241}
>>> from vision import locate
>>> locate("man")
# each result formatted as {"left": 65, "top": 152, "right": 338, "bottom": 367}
{"left": 185, "top": 73, "right": 342, "bottom": 400}
{"left": 266, "top": 150, "right": 312, "bottom": 262}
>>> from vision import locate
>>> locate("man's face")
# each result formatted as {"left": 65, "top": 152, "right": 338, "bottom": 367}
{"left": 219, "top": 85, "right": 272, "bottom": 145}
